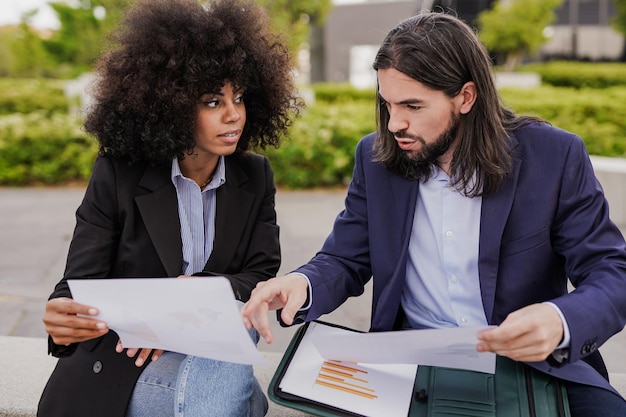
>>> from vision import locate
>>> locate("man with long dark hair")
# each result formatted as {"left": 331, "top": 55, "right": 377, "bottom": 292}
{"left": 243, "top": 12, "right": 626, "bottom": 416}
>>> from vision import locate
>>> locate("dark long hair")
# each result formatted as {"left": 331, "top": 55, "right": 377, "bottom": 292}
{"left": 372, "top": 12, "right": 541, "bottom": 197}
{"left": 84, "top": 0, "right": 302, "bottom": 164}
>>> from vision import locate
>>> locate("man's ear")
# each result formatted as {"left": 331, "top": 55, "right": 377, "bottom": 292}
{"left": 458, "top": 81, "right": 477, "bottom": 115}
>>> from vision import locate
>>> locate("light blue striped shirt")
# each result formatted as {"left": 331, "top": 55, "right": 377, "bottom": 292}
{"left": 171, "top": 157, "right": 226, "bottom": 276}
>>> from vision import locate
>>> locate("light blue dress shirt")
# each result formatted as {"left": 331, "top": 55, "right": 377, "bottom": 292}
{"left": 401, "top": 166, "right": 570, "bottom": 354}
{"left": 171, "top": 157, "right": 226, "bottom": 276}
{"left": 402, "top": 168, "right": 487, "bottom": 329}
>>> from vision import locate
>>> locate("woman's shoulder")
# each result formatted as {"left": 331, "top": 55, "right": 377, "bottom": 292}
{"left": 90, "top": 155, "right": 168, "bottom": 188}
{"left": 93, "top": 154, "right": 147, "bottom": 171}
{"left": 224, "top": 151, "right": 273, "bottom": 187}
{"left": 225, "top": 151, "right": 268, "bottom": 170}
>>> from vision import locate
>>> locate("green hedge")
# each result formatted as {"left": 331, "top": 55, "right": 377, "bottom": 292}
{"left": 310, "top": 82, "right": 377, "bottom": 103}
{"left": 0, "top": 78, "right": 69, "bottom": 115}
{"left": 267, "top": 99, "right": 376, "bottom": 188}
{"left": 0, "top": 111, "right": 97, "bottom": 185}
{"left": 519, "top": 61, "right": 626, "bottom": 89}
{"left": 1, "top": 74, "right": 625, "bottom": 187}
{"left": 499, "top": 86, "right": 626, "bottom": 157}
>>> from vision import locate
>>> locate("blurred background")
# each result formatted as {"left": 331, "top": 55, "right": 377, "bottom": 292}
{"left": 0, "top": 0, "right": 625, "bottom": 190}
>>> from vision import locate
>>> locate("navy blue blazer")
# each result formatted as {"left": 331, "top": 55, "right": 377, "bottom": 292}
{"left": 296, "top": 123, "right": 626, "bottom": 394}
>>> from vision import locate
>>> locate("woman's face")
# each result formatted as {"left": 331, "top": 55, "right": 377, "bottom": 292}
{"left": 193, "top": 82, "right": 246, "bottom": 158}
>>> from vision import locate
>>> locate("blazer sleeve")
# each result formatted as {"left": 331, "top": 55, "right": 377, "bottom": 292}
{"left": 50, "top": 156, "right": 122, "bottom": 299}
{"left": 47, "top": 156, "right": 122, "bottom": 356}
{"left": 548, "top": 135, "right": 626, "bottom": 365}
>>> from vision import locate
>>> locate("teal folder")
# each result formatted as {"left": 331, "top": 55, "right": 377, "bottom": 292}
{"left": 268, "top": 321, "right": 570, "bottom": 417}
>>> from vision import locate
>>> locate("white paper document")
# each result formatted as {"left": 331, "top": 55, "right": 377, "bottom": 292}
{"left": 68, "top": 277, "right": 264, "bottom": 365}
{"left": 313, "top": 324, "right": 496, "bottom": 374}
{"left": 279, "top": 322, "right": 496, "bottom": 417}
{"left": 280, "top": 322, "right": 419, "bottom": 417}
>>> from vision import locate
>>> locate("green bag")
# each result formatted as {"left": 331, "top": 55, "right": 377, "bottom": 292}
{"left": 410, "top": 356, "right": 570, "bottom": 417}
{"left": 268, "top": 321, "right": 571, "bottom": 417}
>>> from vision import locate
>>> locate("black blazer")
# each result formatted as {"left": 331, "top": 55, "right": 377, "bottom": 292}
{"left": 37, "top": 152, "right": 280, "bottom": 417}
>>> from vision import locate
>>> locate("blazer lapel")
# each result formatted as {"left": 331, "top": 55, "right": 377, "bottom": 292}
{"left": 479, "top": 137, "right": 520, "bottom": 323}
{"left": 390, "top": 173, "right": 419, "bottom": 269}
{"left": 135, "top": 164, "right": 183, "bottom": 277}
{"left": 205, "top": 158, "right": 255, "bottom": 272}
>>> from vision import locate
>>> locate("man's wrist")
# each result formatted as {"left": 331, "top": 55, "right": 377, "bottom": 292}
{"left": 543, "top": 301, "right": 570, "bottom": 363}
{"left": 276, "top": 272, "right": 311, "bottom": 327}
{"left": 291, "top": 272, "right": 312, "bottom": 310}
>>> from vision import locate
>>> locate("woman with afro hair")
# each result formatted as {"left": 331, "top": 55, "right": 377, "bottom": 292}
{"left": 38, "top": 0, "right": 302, "bottom": 416}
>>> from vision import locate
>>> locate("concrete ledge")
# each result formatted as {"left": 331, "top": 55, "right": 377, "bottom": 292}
{"left": 0, "top": 336, "right": 56, "bottom": 417}
{"left": 1, "top": 335, "right": 624, "bottom": 417}
{"left": 591, "top": 156, "right": 626, "bottom": 228}
{"left": 495, "top": 72, "right": 541, "bottom": 89}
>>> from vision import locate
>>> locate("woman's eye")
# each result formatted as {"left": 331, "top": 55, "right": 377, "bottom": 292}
{"left": 203, "top": 99, "right": 219, "bottom": 108}
{"left": 234, "top": 95, "right": 244, "bottom": 104}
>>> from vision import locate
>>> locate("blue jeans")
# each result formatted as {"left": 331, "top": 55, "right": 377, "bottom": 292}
{"left": 126, "top": 307, "right": 268, "bottom": 417}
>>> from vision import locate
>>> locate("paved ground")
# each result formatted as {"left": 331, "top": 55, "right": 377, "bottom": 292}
{"left": 1, "top": 186, "right": 625, "bottom": 374}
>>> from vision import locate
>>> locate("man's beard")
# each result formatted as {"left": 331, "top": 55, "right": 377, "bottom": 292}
{"left": 396, "top": 112, "right": 460, "bottom": 167}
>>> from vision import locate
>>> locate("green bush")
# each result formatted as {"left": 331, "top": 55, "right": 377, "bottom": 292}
{"left": 519, "top": 61, "right": 626, "bottom": 89}
{"left": 310, "top": 82, "right": 376, "bottom": 103}
{"left": 0, "top": 112, "right": 97, "bottom": 185}
{"left": 0, "top": 78, "right": 69, "bottom": 115}
{"left": 266, "top": 100, "right": 376, "bottom": 188}
{"left": 500, "top": 86, "right": 626, "bottom": 157}
{"left": 1, "top": 75, "right": 625, "bottom": 188}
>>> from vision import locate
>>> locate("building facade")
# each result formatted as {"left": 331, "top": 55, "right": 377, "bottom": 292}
{"left": 314, "top": 0, "right": 624, "bottom": 86}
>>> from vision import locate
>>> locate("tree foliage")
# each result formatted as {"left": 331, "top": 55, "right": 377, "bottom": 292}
{"left": 256, "top": 0, "right": 332, "bottom": 58}
{"left": 613, "top": 0, "right": 626, "bottom": 35}
{"left": 43, "top": 0, "right": 332, "bottom": 71}
{"left": 613, "top": 0, "right": 626, "bottom": 61}
{"left": 1, "top": 0, "right": 332, "bottom": 78}
{"left": 43, "top": 0, "right": 129, "bottom": 72}
{"left": 0, "top": 15, "right": 56, "bottom": 78}
{"left": 477, "top": 0, "right": 563, "bottom": 71}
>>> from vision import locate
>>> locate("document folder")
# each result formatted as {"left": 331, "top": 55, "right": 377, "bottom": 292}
{"left": 268, "top": 321, "right": 366, "bottom": 416}
{"left": 268, "top": 321, "right": 570, "bottom": 417}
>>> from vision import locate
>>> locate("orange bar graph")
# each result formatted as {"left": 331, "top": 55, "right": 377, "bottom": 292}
{"left": 314, "top": 361, "right": 378, "bottom": 400}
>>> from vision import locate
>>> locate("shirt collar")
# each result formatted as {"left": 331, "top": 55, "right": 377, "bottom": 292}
{"left": 171, "top": 156, "right": 226, "bottom": 190}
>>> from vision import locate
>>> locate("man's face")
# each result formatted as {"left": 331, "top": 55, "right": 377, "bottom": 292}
{"left": 377, "top": 68, "right": 464, "bottom": 166}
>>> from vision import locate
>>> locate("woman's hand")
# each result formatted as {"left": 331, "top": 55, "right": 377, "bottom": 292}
{"left": 115, "top": 340, "right": 164, "bottom": 367}
{"left": 43, "top": 297, "right": 109, "bottom": 345}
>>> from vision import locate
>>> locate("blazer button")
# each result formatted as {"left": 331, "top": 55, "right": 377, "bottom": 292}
{"left": 581, "top": 342, "right": 598, "bottom": 355}
{"left": 92, "top": 360, "right": 103, "bottom": 374}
